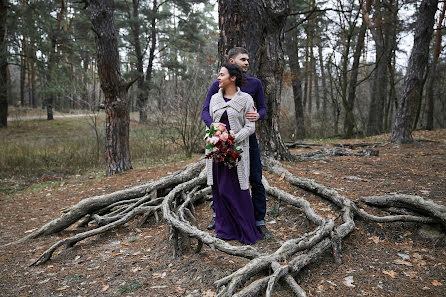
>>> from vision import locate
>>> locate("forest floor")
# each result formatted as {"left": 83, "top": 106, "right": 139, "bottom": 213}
{"left": 1, "top": 129, "right": 445, "bottom": 297}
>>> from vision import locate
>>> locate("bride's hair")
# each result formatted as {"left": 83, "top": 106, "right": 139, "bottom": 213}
{"left": 221, "top": 63, "right": 246, "bottom": 87}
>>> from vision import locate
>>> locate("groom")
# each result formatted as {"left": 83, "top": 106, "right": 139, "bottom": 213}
{"left": 201, "top": 47, "right": 272, "bottom": 239}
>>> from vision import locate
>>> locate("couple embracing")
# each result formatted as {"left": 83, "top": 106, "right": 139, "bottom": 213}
{"left": 202, "top": 47, "right": 272, "bottom": 245}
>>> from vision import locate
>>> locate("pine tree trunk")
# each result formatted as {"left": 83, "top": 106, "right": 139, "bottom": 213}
{"left": 317, "top": 33, "right": 328, "bottom": 135}
{"left": 20, "top": 46, "right": 26, "bottom": 107}
{"left": 285, "top": 27, "right": 305, "bottom": 139}
{"left": 218, "top": 0, "right": 292, "bottom": 159}
{"left": 344, "top": 22, "right": 367, "bottom": 138}
{"left": 364, "top": 1, "right": 396, "bottom": 136}
{"left": 425, "top": 2, "right": 445, "bottom": 130}
{"left": 91, "top": 0, "right": 133, "bottom": 175}
{"left": 130, "top": 0, "right": 147, "bottom": 124}
{"left": 0, "top": 0, "right": 7, "bottom": 128}
{"left": 390, "top": 0, "right": 438, "bottom": 143}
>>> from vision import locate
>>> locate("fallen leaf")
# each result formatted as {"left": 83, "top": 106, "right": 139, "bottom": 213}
{"left": 412, "top": 253, "right": 423, "bottom": 260}
{"left": 369, "top": 236, "right": 380, "bottom": 244}
{"left": 56, "top": 286, "right": 68, "bottom": 291}
{"left": 343, "top": 276, "right": 355, "bottom": 287}
{"left": 203, "top": 290, "right": 216, "bottom": 297}
{"left": 279, "top": 173, "right": 286, "bottom": 180}
{"left": 382, "top": 270, "right": 398, "bottom": 278}
{"left": 102, "top": 285, "right": 109, "bottom": 291}
{"left": 432, "top": 280, "right": 442, "bottom": 287}
{"left": 132, "top": 267, "right": 142, "bottom": 273}
{"left": 393, "top": 260, "right": 413, "bottom": 266}
{"left": 397, "top": 253, "right": 410, "bottom": 260}
{"left": 403, "top": 271, "right": 417, "bottom": 279}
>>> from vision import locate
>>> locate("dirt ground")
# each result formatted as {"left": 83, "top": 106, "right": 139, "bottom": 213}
{"left": 1, "top": 129, "right": 445, "bottom": 297}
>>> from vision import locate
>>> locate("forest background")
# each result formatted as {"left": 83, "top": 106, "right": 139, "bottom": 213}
{"left": 1, "top": 0, "right": 445, "bottom": 181}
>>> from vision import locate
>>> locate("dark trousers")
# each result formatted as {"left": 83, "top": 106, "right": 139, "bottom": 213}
{"left": 249, "top": 134, "right": 266, "bottom": 224}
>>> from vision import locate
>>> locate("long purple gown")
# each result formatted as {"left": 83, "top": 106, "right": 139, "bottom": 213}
{"left": 212, "top": 103, "right": 261, "bottom": 245}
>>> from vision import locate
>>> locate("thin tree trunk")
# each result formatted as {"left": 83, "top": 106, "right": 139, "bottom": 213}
{"left": 425, "top": 2, "right": 445, "bottom": 130}
{"left": 303, "top": 32, "right": 309, "bottom": 108}
{"left": 285, "top": 27, "right": 305, "bottom": 139}
{"left": 390, "top": 0, "right": 438, "bottom": 143}
{"left": 0, "top": 0, "right": 7, "bottom": 128}
{"left": 317, "top": 30, "right": 328, "bottom": 135}
{"left": 20, "top": 39, "right": 26, "bottom": 107}
{"left": 47, "top": 0, "right": 66, "bottom": 120}
{"left": 327, "top": 56, "right": 340, "bottom": 136}
{"left": 363, "top": 0, "right": 394, "bottom": 136}
{"left": 145, "top": 0, "right": 157, "bottom": 90}
{"left": 344, "top": 21, "right": 367, "bottom": 138}
{"left": 91, "top": 0, "right": 133, "bottom": 175}
{"left": 130, "top": 0, "right": 147, "bottom": 124}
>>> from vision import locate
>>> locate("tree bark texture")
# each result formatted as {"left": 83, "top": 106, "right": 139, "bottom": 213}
{"left": 390, "top": 0, "right": 438, "bottom": 143}
{"left": 344, "top": 21, "right": 367, "bottom": 138}
{"left": 145, "top": 0, "right": 157, "bottom": 94}
{"left": 130, "top": 0, "right": 147, "bottom": 124}
{"left": 425, "top": 2, "right": 445, "bottom": 130}
{"left": 218, "top": 0, "right": 292, "bottom": 159}
{"left": 317, "top": 31, "right": 328, "bottom": 134}
{"left": 91, "top": 0, "right": 133, "bottom": 175}
{"left": 365, "top": 4, "right": 388, "bottom": 135}
{"left": 0, "top": 0, "right": 7, "bottom": 128}
{"left": 285, "top": 27, "right": 305, "bottom": 139}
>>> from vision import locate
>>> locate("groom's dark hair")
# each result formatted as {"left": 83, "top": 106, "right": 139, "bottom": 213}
{"left": 227, "top": 47, "right": 248, "bottom": 60}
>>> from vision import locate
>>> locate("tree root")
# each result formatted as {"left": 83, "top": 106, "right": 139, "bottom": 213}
{"left": 361, "top": 194, "right": 446, "bottom": 228}
{"left": 291, "top": 146, "right": 379, "bottom": 161}
{"left": 0, "top": 160, "right": 205, "bottom": 249}
{"left": 5, "top": 156, "right": 444, "bottom": 296}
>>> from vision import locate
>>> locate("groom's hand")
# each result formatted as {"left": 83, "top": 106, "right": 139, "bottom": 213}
{"left": 246, "top": 106, "right": 260, "bottom": 122}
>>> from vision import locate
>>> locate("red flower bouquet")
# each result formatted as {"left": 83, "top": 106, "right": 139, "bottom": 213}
{"left": 205, "top": 123, "right": 243, "bottom": 168}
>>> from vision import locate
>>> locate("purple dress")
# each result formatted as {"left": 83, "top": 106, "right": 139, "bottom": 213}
{"left": 212, "top": 101, "right": 261, "bottom": 245}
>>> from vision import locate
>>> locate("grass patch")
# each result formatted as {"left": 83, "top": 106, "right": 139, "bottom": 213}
{"left": 28, "top": 180, "right": 67, "bottom": 192}
{"left": 1, "top": 111, "right": 188, "bottom": 182}
{"left": 0, "top": 185, "right": 18, "bottom": 195}
{"left": 116, "top": 280, "right": 143, "bottom": 295}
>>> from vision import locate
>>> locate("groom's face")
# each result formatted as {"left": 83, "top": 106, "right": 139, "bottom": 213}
{"left": 230, "top": 53, "right": 249, "bottom": 73}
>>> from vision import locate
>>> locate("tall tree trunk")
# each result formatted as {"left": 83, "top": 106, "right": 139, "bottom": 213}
{"left": 344, "top": 21, "right": 367, "bottom": 138}
{"left": 20, "top": 43, "right": 26, "bottom": 107}
{"left": 285, "top": 27, "right": 305, "bottom": 139}
{"left": 425, "top": 2, "right": 445, "bottom": 130}
{"left": 218, "top": 0, "right": 292, "bottom": 159}
{"left": 0, "top": 0, "right": 7, "bottom": 128}
{"left": 303, "top": 30, "right": 309, "bottom": 108}
{"left": 390, "top": 0, "right": 438, "bottom": 143}
{"left": 145, "top": 0, "right": 157, "bottom": 94}
{"left": 317, "top": 30, "right": 328, "bottom": 135}
{"left": 46, "top": 0, "right": 66, "bottom": 120}
{"left": 363, "top": 0, "right": 395, "bottom": 136}
{"left": 327, "top": 56, "right": 340, "bottom": 136}
{"left": 91, "top": 0, "right": 133, "bottom": 175}
{"left": 130, "top": 0, "right": 147, "bottom": 124}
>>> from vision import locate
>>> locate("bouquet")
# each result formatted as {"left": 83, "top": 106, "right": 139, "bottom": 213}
{"left": 205, "top": 123, "right": 243, "bottom": 168}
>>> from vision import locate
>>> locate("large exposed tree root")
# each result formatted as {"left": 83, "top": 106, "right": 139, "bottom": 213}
{"left": 2, "top": 158, "right": 445, "bottom": 296}
{"left": 291, "top": 146, "right": 379, "bottom": 162}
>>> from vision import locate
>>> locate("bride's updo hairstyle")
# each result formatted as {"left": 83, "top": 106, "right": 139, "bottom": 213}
{"left": 221, "top": 63, "right": 247, "bottom": 87}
